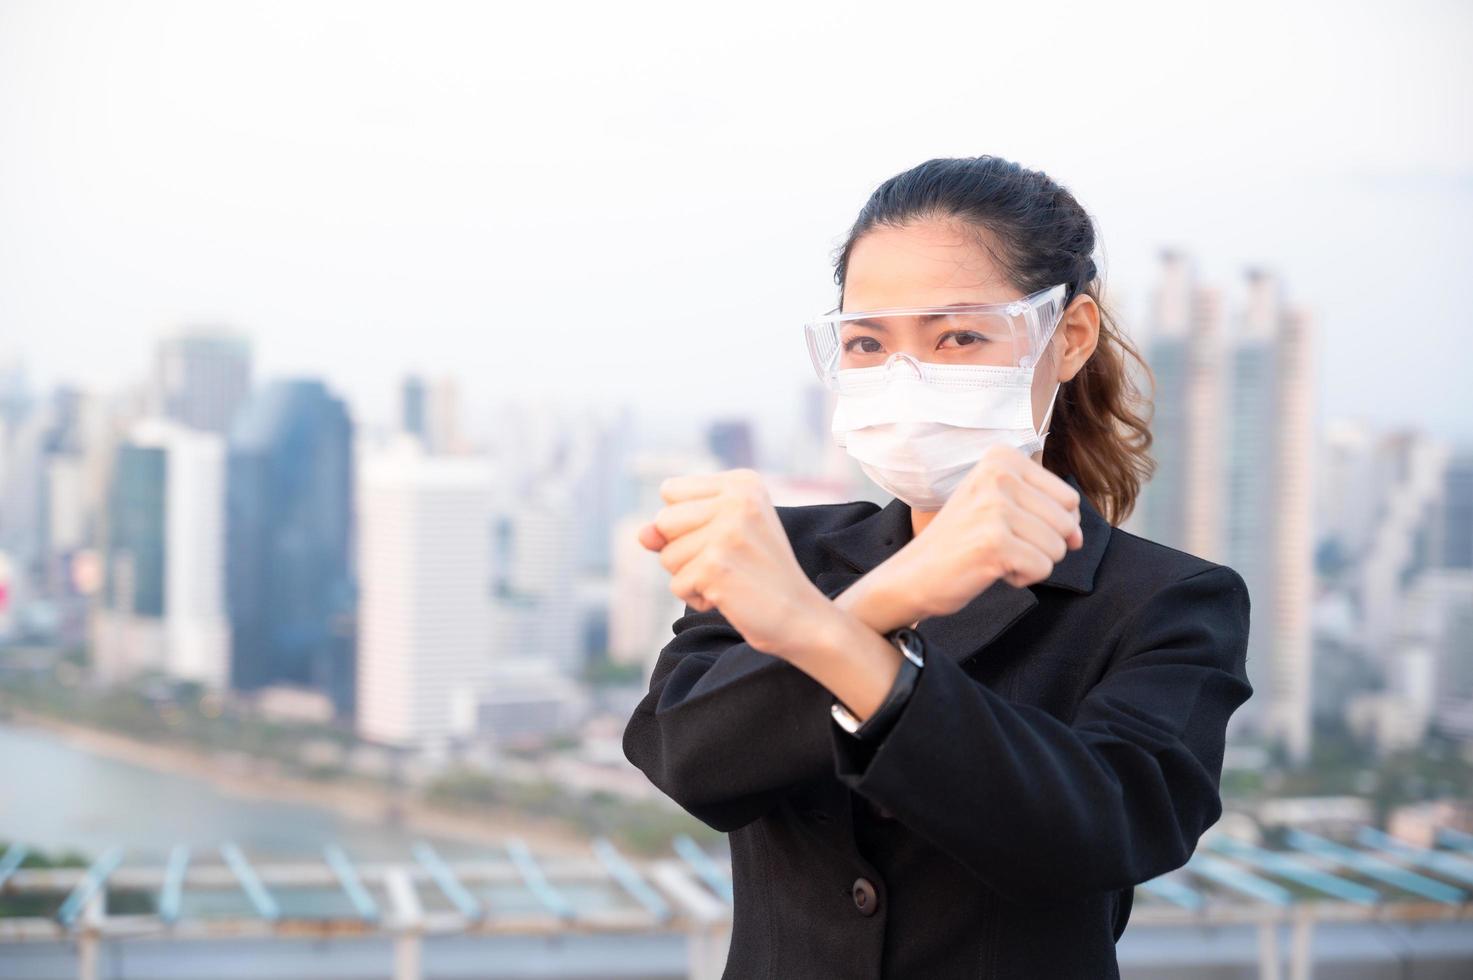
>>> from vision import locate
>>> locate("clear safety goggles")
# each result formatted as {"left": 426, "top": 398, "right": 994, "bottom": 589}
{"left": 803, "top": 283, "right": 1069, "bottom": 394}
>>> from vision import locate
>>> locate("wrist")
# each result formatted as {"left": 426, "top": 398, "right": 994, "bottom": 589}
{"left": 836, "top": 554, "right": 933, "bottom": 631}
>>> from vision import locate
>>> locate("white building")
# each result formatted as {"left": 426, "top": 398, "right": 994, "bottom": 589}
{"left": 91, "top": 417, "right": 229, "bottom": 688}
{"left": 356, "top": 439, "right": 497, "bottom": 751}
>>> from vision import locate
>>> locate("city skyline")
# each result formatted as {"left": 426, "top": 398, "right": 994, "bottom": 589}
{"left": 1, "top": 1, "right": 1470, "bottom": 449}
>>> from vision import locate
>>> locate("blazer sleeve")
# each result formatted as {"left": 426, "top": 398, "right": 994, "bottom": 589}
{"left": 622, "top": 581, "right": 856, "bottom": 832}
{"left": 830, "top": 562, "right": 1254, "bottom": 907}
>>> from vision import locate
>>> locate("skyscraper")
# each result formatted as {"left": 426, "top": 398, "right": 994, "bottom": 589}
{"left": 356, "top": 440, "right": 496, "bottom": 750}
{"left": 226, "top": 379, "right": 356, "bottom": 718}
{"left": 153, "top": 329, "right": 253, "bottom": 436}
{"left": 1137, "top": 250, "right": 1224, "bottom": 562}
{"left": 1139, "top": 254, "right": 1317, "bottom": 763}
{"left": 91, "top": 418, "right": 228, "bottom": 687}
{"left": 1215, "top": 270, "right": 1317, "bottom": 761}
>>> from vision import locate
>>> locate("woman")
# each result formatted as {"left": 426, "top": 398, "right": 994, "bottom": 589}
{"left": 622, "top": 156, "right": 1253, "bottom": 979}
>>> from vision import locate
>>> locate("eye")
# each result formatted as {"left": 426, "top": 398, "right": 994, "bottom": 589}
{"left": 842, "top": 336, "right": 884, "bottom": 354}
{"left": 939, "top": 331, "right": 992, "bottom": 349}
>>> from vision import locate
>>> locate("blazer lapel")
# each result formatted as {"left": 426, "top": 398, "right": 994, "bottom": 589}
{"left": 813, "top": 472, "right": 1112, "bottom": 667}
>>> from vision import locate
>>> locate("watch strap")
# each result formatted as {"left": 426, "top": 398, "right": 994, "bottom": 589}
{"left": 830, "top": 626, "right": 925, "bottom": 742}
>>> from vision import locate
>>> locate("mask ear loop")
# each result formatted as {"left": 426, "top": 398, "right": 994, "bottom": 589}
{"left": 1025, "top": 383, "right": 1060, "bottom": 459}
{"left": 1018, "top": 303, "right": 1067, "bottom": 457}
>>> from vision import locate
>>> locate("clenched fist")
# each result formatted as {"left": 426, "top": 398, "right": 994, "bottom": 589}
{"left": 637, "top": 468, "right": 827, "bottom": 659}
{"left": 885, "top": 444, "right": 1085, "bottom": 622}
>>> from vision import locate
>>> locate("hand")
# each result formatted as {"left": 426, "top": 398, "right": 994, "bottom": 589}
{"left": 637, "top": 468, "right": 828, "bottom": 659}
{"left": 888, "top": 444, "right": 1085, "bottom": 621}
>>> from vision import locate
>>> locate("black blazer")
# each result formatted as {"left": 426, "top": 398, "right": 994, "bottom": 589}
{"left": 622, "top": 472, "right": 1253, "bottom": 979}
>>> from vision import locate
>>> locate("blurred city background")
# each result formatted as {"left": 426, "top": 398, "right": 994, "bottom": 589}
{"left": 1, "top": 1, "right": 1470, "bottom": 978}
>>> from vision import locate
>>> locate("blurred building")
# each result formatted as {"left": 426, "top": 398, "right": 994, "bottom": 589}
{"left": 488, "top": 485, "right": 582, "bottom": 677}
{"left": 152, "top": 328, "right": 252, "bottom": 436}
{"left": 225, "top": 379, "right": 356, "bottom": 718}
{"left": 91, "top": 417, "right": 229, "bottom": 687}
{"left": 706, "top": 419, "right": 756, "bottom": 470}
{"left": 471, "top": 657, "right": 588, "bottom": 747}
{"left": 400, "top": 373, "right": 468, "bottom": 455}
{"left": 1236, "top": 273, "right": 1315, "bottom": 766}
{"left": 1136, "top": 254, "right": 1317, "bottom": 763}
{"left": 356, "top": 439, "right": 497, "bottom": 752}
{"left": 1138, "top": 249, "right": 1225, "bottom": 563}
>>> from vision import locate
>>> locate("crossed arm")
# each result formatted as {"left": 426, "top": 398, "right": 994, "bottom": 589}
{"left": 621, "top": 562, "right": 1252, "bottom": 905}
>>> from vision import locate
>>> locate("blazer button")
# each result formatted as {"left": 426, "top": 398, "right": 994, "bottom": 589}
{"left": 852, "top": 877, "right": 879, "bottom": 916}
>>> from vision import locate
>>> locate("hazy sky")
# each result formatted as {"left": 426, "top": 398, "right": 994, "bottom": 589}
{"left": 2, "top": 0, "right": 1469, "bottom": 456}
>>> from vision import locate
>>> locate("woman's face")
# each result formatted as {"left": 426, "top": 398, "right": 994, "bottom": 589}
{"left": 841, "top": 217, "right": 1073, "bottom": 440}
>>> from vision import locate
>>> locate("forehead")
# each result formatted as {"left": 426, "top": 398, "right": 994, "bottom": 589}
{"left": 842, "top": 218, "right": 1021, "bottom": 313}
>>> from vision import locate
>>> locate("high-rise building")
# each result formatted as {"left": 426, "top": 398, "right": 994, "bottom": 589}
{"left": 153, "top": 329, "right": 252, "bottom": 436}
{"left": 356, "top": 439, "right": 496, "bottom": 750}
{"left": 1137, "top": 250, "right": 1225, "bottom": 561}
{"left": 91, "top": 418, "right": 228, "bottom": 687}
{"left": 489, "top": 485, "right": 582, "bottom": 676}
{"left": 1138, "top": 254, "right": 1317, "bottom": 762}
{"left": 1439, "top": 453, "right": 1473, "bottom": 571}
{"left": 226, "top": 380, "right": 356, "bottom": 718}
{"left": 1208, "top": 269, "right": 1317, "bottom": 761}
{"left": 707, "top": 419, "right": 756, "bottom": 470}
{"left": 400, "top": 373, "right": 466, "bottom": 455}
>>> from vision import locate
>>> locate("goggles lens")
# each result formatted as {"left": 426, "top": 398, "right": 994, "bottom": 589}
{"left": 804, "top": 283, "right": 1068, "bottom": 392}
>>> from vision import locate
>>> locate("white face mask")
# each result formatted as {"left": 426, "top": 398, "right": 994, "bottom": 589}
{"left": 831, "top": 355, "right": 1062, "bottom": 512}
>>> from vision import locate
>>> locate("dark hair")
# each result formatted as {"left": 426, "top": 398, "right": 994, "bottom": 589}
{"left": 832, "top": 155, "right": 1154, "bottom": 526}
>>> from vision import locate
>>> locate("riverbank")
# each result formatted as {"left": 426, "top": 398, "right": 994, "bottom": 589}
{"left": 3, "top": 706, "right": 601, "bottom": 857}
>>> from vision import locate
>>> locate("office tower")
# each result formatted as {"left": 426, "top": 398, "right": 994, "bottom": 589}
{"left": 92, "top": 439, "right": 166, "bottom": 680}
{"left": 0, "top": 357, "right": 31, "bottom": 436}
{"left": 1137, "top": 250, "right": 1225, "bottom": 562}
{"left": 91, "top": 418, "right": 229, "bottom": 687}
{"left": 1439, "top": 453, "right": 1473, "bottom": 571}
{"left": 226, "top": 380, "right": 356, "bottom": 718}
{"left": 400, "top": 373, "right": 466, "bottom": 455}
{"left": 1216, "top": 269, "right": 1316, "bottom": 762}
{"left": 154, "top": 329, "right": 252, "bottom": 436}
{"left": 356, "top": 440, "right": 496, "bottom": 750}
{"left": 567, "top": 404, "right": 636, "bottom": 575}
{"left": 488, "top": 483, "right": 582, "bottom": 676}
{"left": 1, "top": 385, "right": 111, "bottom": 644}
{"left": 707, "top": 419, "right": 756, "bottom": 470}
{"left": 401, "top": 375, "right": 428, "bottom": 443}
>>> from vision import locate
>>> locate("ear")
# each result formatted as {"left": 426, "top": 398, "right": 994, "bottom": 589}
{"left": 1052, "top": 294, "right": 1101, "bottom": 383}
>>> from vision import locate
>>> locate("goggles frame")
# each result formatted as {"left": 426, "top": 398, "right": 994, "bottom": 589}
{"left": 804, "top": 282, "right": 1070, "bottom": 391}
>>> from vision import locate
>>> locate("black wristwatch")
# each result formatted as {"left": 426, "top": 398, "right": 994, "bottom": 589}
{"left": 830, "top": 626, "right": 925, "bottom": 742}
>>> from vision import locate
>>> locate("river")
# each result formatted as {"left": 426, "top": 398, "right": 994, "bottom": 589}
{"left": 0, "top": 722, "right": 491, "bottom": 863}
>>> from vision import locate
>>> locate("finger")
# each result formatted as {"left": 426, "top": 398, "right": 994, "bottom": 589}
{"left": 668, "top": 555, "right": 714, "bottom": 608}
{"left": 637, "top": 522, "right": 667, "bottom": 551}
{"left": 1013, "top": 483, "right": 1083, "bottom": 551}
{"left": 657, "top": 522, "right": 714, "bottom": 576}
{"left": 659, "top": 471, "right": 727, "bottom": 504}
{"left": 1016, "top": 458, "right": 1083, "bottom": 514}
{"left": 653, "top": 497, "right": 721, "bottom": 542}
{"left": 997, "top": 534, "right": 1055, "bottom": 588}
{"left": 1003, "top": 502, "right": 1071, "bottom": 566}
